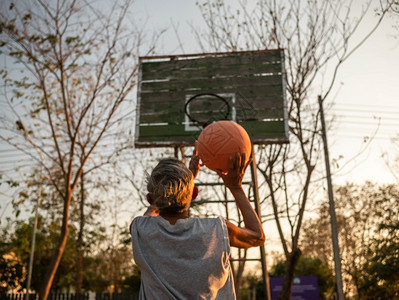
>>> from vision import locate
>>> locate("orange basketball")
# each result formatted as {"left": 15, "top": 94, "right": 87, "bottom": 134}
{"left": 195, "top": 120, "right": 252, "bottom": 172}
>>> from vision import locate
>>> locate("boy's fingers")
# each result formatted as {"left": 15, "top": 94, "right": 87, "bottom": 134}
{"left": 235, "top": 152, "right": 240, "bottom": 170}
{"left": 215, "top": 169, "right": 225, "bottom": 178}
{"left": 228, "top": 155, "right": 235, "bottom": 171}
{"left": 240, "top": 153, "right": 246, "bottom": 170}
{"left": 245, "top": 158, "right": 253, "bottom": 170}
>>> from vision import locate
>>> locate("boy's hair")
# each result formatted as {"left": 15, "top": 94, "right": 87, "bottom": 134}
{"left": 147, "top": 158, "right": 194, "bottom": 213}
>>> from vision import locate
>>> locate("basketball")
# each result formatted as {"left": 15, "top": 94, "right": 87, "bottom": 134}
{"left": 195, "top": 120, "right": 252, "bottom": 172}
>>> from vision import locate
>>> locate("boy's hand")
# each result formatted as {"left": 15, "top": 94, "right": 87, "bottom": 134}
{"left": 216, "top": 153, "right": 252, "bottom": 189}
{"left": 189, "top": 149, "right": 201, "bottom": 179}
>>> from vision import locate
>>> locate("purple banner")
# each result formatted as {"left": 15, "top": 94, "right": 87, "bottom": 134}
{"left": 270, "top": 276, "right": 320, "bottom": 300}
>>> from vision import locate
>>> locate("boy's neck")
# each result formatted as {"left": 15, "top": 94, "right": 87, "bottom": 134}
{"left": 159, "top": 210, "right": 190, "bottom": 225}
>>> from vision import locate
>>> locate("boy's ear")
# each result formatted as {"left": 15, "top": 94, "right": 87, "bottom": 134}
{"left": 146, "top": 193, "right": 154, "bottom": 205}
{"left": 192, "top": 186, "right": 198, "bottom": 201}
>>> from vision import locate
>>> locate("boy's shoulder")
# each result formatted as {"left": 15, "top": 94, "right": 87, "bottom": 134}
{"left": 129, "top": 215, "right": 155, "bottom": 234}
{"left": 129, "top": 216, "right": 225, "bottom": 235}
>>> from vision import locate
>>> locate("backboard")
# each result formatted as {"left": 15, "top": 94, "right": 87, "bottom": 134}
{"left": 135, "top": 49, "right": 288, "bottom": 147}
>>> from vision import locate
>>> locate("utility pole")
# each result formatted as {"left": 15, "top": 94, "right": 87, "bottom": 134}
{"left": 17, "top": 121, "right": 44, "bottom": 300}
{"left": 318, "top": 96, "right": 345, "bottom": 300}
{"left": 250, "top": 145, "right": 271, "bottom": 300}
{"left": 26, "top": 177, "right": 42, "bottom": 300}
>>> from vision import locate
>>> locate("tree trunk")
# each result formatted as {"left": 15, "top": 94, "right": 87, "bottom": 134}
{"left": 39, "top": 192, "right": 72, "bottom": 300}
{"left": 277, "top": 248, "right": 302, "bottom": 300}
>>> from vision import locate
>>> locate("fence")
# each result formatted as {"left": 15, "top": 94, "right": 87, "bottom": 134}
{"left": 0, "top": 293, "right": 138, "bottom": 300}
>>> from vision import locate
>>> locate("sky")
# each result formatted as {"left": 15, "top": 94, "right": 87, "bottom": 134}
{"left": 131, "top": 0, "right": 399, "bottom": 185}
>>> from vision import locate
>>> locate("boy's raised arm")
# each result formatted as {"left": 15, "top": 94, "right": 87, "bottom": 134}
{"left": 217, "top": 153, "right": 265, "bottom": 248}
{"left": 189, "top": 149, "right": 201, "bottom": 179}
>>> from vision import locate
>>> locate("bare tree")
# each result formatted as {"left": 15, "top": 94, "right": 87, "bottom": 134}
{"left": 388, "top": 1, "right": 399, "bottom": 34}
{"left": 194, "top": 0, "right": 394, "bottom": 298}
{"left": 382, "top": 134, "right": 399, "bottom": 182}
{"left": 0, "top": 0, "right": 162, "bottom": 298}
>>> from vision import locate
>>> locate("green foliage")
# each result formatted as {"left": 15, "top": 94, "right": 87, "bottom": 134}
{"left": 295, "top": 257, "right": 335, "bottom": 299}
{"left": 301, "top": 182, "right": 399, "bottom": 298}
{"left": 81, "top": 256, "right": 111, "bottom": 292}
{"left": 358, "top": 185, "right": 399, "bottom": 299}
{"left": 269, "top": 260, "right": 285, "bottom": 277}
{"left": 1, "top": 216, "right": 78, "bottom": 292}
{"left": 65, "top": 36, "right": 80, "bottom": 44}
{"left": 0, "top": 216, "right": 83, "bottom": 291}
{"left": 122, "top": 265, "right": 141, "bottom": 292}
{"left": 0, "top": 254, "right": 24, "bottom": 292}
{"left": 269, "top": 256, "right": 334, "bottom": 300}
{"left": 5, "top": 180, "right": 19, "bottom": 188}
{"left": 0, "top": 219, "right": 24, "bottom": 292}
{"left": 0, "top": 216, "right": 140, "bottom": 292}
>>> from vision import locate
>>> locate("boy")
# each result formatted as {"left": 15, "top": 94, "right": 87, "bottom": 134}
{"left": 130, "top": 151, "right": 265, "bottom": 299}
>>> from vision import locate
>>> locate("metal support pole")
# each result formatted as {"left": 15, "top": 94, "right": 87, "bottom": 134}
{"left": 318, "top": 96, "right": 345, "bottom": 300}
{"left": 174, "top": 146, "right": 179, "bottom": 159}
{"left": 249, "top": 145, "right": 271, "bottom": 300}
{"left": 26, "top": 180, "right": 41, "bottom": 300}
{"left": 17, "top": 120, "right": 44, "bottom": 300}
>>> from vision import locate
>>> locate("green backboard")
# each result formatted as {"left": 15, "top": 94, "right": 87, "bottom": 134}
{"left": 135, "top": 49, "right": 288, "bottom": 147}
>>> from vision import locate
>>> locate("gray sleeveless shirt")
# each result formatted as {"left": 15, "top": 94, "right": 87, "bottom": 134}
{"left": 131, "top": 216, "right": 236, "bottom": 299}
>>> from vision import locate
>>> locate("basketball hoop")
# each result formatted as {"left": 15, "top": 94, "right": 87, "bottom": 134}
{"left": 184, "top": 93, "right": 231, "bottom": 128}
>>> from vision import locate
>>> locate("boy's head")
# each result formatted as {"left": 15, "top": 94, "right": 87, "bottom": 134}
{"left": 147, "top": 158, "right": 194, "bottom": 213}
